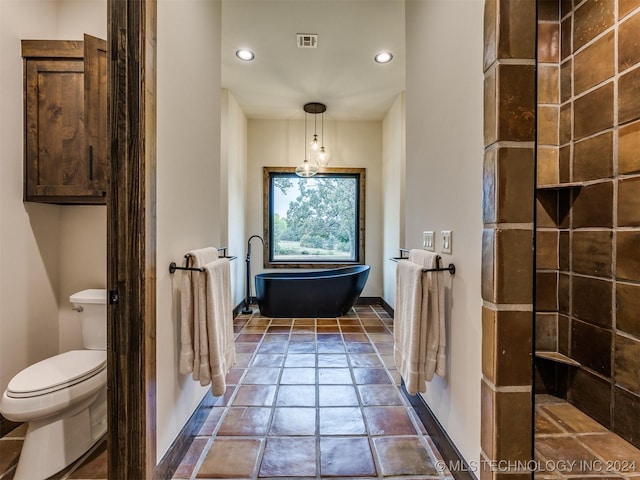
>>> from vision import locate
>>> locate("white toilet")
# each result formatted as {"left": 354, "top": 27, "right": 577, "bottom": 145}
{"left": 0, "top": 289, "right": 108, "bottom": 480}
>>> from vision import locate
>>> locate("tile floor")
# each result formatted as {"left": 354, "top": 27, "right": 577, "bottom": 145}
{"left": 173, "top": 305, "right": 452, "bottom": 479}
{"left": 4, "top": 309, "right": 640, "bottom": 479}
{"left": 0, "top": 305, "right": 450, "bottom": 480}
{"left": 0, "top": 424, "right": 107, "bottom": 480}
{"left": 535, "top": 394, "right": 640, "bottom": 479}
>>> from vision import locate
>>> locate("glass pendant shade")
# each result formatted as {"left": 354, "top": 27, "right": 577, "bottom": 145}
{"left": 308, "top": 133, "right": 321, "bottom": 163}
{"left": 309, "top": 134, "right": 320, "bottom": 153}
{"left": 317, "top": 146, "right": 330, "bottom": 167}
{"left": 295, "top": 159, "right": 319, "bottom": 177}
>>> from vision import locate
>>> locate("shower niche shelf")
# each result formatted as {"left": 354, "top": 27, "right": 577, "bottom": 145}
{"left": 536, "top": 182, "right": 583, "bottom": 190}
{"left": 535, "top": 350, "right": 580, "bottom": 367}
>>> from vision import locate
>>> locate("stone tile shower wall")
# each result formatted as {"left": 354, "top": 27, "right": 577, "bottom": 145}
{"left": 535, "top": 0, "right": 640, "bottom": 449}
{"left": 482, "top": 0, "right": 536, "bottom": 478}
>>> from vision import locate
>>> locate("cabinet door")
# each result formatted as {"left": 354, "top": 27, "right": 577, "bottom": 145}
{"left": 23, "top": 38, "right": 107, "bottom": 204}
{"left": 24, "top": 58, "right": 95, "bottom": 201}
{"left": 84, "top": 34, "right": 108, "bottom": 195}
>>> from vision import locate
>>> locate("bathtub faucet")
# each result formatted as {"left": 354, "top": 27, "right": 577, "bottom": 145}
{"left": 242, "top": 235, "right": 264, "bottom": 314}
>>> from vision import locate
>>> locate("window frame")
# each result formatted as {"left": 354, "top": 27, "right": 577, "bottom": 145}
{"left": 263, "top": 166, "right": 366, "bottom": 268}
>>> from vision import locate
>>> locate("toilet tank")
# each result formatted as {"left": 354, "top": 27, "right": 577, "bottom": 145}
{"left": 70, "top": 289, "right": 107, "bottom": 350}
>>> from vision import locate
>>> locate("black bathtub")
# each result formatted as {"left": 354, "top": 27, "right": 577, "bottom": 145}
{"left": 254, "top": 265, "right": 370, "bottom": 318}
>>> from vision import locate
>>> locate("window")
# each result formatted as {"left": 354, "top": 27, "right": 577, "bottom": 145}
{"left": 263, "top": 167, "right": 366, "bottom": 268}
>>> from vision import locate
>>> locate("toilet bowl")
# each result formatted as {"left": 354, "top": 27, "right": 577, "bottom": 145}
{"left": 0, "top": 289, "right": 107, "bottom": 480}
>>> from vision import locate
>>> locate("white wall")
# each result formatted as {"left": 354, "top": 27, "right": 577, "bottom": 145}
{"left": 0, "top": 0, "right": 108, "bottom": 389}
{"left": 405, "top": 0, "right": 484, "bottom": 467}
{"left": 56, "top": 0, "right": 106, "bottom": 39}
{"left": 382, "top": 93, "right": 405, "bottom": 307}
{"left": 221, "top": 89, "right": 247, "bottom": 308}
{"left": 156, "top": 0, "right": 222, "bottom": 462}
{"left": 246, "top": 118, "right": 383, "bottom": 297}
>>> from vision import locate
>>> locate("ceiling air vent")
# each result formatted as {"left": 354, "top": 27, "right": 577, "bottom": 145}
{"left": 297, "top": 34, "right": 318, "bottom": 48}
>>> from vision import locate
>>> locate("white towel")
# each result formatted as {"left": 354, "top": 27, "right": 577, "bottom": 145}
{"left": 408, "top": 248, "right": 434, "bottom": 268}
{"left": 203, "top": 258, "right": 236, "bottom": 396}
{"left": 179, "top": 247, "right": 220, "bottom": 379}
{"left": 179, "top": 269, "right": 195, "bottom": 374}
{"left": 395, "top": 250, "right": 447, "bottom": 394}
{"left": 408, "top": 250, "right": 446, "bottom": 379}
{"left": 394, "top": 259, "right": 426, "bottom": 395}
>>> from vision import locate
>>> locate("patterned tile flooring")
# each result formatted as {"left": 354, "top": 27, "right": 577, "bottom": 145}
{"left": 5, "top": 308, "right": 640, "bottom": 479}
{"left": 0, "top": 426, "right": 107, "bottom": 480}
{"left": 4, "top": 308, "right": 640, "bottom": 479}
{"left": 173, "top": 305, "right": 452, "bottom": 479}
{"left": 0, "top": 305, "right": 451, "bottom": 480}
{"left": 535, "top": 394, "right": 640, "bottom": 480}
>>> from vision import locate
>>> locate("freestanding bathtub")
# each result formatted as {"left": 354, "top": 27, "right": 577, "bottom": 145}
{"left": 255, "top": 265, "right": 370, "bottom": 318}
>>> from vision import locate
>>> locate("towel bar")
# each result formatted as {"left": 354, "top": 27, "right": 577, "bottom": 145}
{"left": 169, "top": 247, "right": 237, "bottom": 274}
{"left": 389, "top": 249, "right": 456, "bottom": 275}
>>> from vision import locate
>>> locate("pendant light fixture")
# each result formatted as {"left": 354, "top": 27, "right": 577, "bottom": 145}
{"left": 304, "top": 102, "right": 326, "bottom": 166}
{"left": 295, "top": 103, "right": 321, "bottom": 177}
{"left": 309, "top": 107, "right": 320, "bottom": 159}
{"left": 296, "top": 102, "right": 329, "bottom": 177}
{"left": 317, "top": 109, "right": 331, "bottom": 167}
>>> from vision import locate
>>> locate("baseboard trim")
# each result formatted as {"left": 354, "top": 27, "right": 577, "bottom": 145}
{"left": 236, "top": 296, "right": 384, "bottom": 313}
{"left": 155, "top": 390, "right": 215, "bottom": 479}
{"left": 401, "top": 382, "right": 477, "bottom": 480}
{"left": 234, "top": 297, "right": 257, "bottom": 317}
{"left": 355, "top": 296, "right": 382, "bottom": 305}
{"left": 380, "top": 298, "right": 394, "bottom": 317}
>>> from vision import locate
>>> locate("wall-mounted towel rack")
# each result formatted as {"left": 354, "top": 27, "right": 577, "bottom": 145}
{"left": 389, "top": 248, "right": 456, "bottom": 275}
{"left": 169, "top": 247, "right": 237, "bottom": 274}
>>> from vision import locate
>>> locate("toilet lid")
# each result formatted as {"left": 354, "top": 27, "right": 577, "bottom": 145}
{"left": 7, "top": 350, "right": 106, "bottom": 398}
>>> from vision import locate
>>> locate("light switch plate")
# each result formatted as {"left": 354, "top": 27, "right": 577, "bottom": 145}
{"left": 441, "top": 230, "right": 452, "bottom": 254}
{"left": 423, "top": 231, "right": 434, "bottom": 251}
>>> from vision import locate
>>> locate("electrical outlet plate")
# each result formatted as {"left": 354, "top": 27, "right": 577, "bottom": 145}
{"left": 441, "top": 230, "right": 452, "bottom": 254}
{"left": 423, "top": 231, "right": 434, "bottom": 251}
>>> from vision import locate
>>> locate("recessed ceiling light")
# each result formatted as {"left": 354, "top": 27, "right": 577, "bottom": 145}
{"left": 236, "top": 49, "right": 255, "bottom": 61}
{"left": 374, "top": 52, "right": 393, "bottom": 64}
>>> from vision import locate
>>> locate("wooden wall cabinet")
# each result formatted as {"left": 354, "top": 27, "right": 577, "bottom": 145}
{"left": 22, "top": 35, "right": 107, "bottom": 204}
